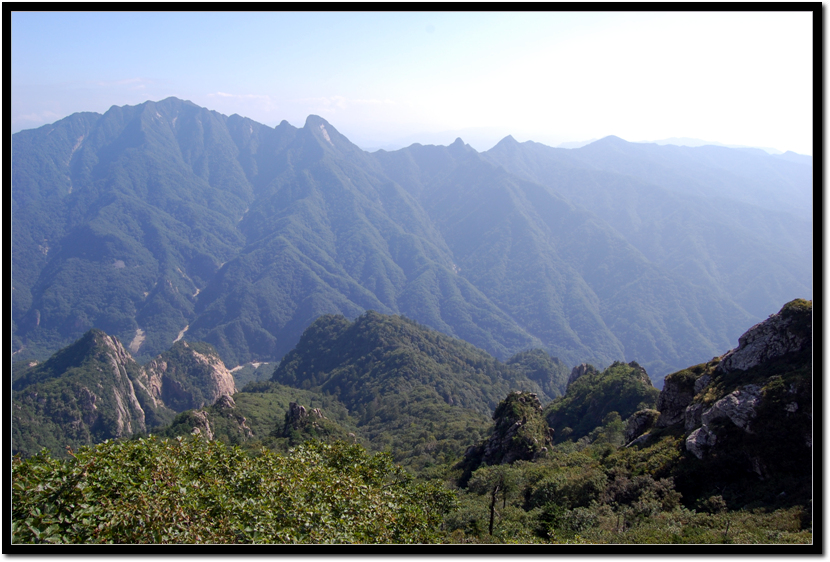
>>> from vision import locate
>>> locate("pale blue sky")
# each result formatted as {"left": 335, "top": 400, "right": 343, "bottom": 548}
{"left": 12, "top": 11, "right": 814, "bottom": 154}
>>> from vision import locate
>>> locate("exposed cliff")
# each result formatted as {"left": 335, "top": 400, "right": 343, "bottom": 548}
{"left": 12, "top": 330, "right": 153, "bottom": 456}
{"left": 12, "top": 330, "right": 238, "bottom": 457}
{"left": 649, "top": 299, "right": 812, "bottom": 454}
{"left": 566, "top": 363, "right": 599, "bottom": 388}
{"left": 717, "top": 299, "right": 812, "bottom": 373}
{"left": 143, "top": 341, "right": 236, "bottom": 411}
{"left": 279, "top": 401, "right": 350, "bottom": 446}
{"left": 633, "top": 299, "right": 812, "bottom": 507}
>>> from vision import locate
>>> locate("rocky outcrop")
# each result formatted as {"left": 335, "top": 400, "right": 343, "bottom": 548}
{"left": 188, "top": 394, "right": 253, "bottom": 441}
{"left": 684, "top": 402, "right": 705, "bottom": 432}
{"left": 655, "top": 373, "right": 695, "bottom": 428}
{"left": 133, "top": 361, "right": 165, "bottom": 409}
{"left": 694, "top": 374, "right": 711, "bottom": 394}
{"left": 92, "top": 332, "right": 147, "bottom": 437}
{"left": 482, "top": 391, "right": 551, "bottom": 465}
{"left": 214, "top": 394, "right": 237, "bottom": 410}
{"left": 567, "top": 364, "right": 597, "bottom": 388}
{"left": 186, "top": 344, "right": 237, "bottom": 401}
{"left": 655, "top": 300, "right": 813, "bottom": 461}
{"left": 626, "top": 361, "right": 652, "bottom": 387}
{"left": 624, "top": 409, "right": 659, "bottom": 444}
{"left": 283, "top": 401, "right": 325, "bottom": 437}
{"left": 457, "top": 391, "right": 553, "bottom": 485}
{"left": 717, "top": 301, "right": 811, "bottom": 374}
{"left": 12, "top": 329, "right": 239, "bottom": 457}
{"left": 684, "top": 384, "right": 763, "bottom": 459}
{"left": 685, "top": 425, "right": 717, "bottom": 459}
{"left": 143, "top": 341, "right": 237, "bottom": 411}
{"left": 701, "top": 384, "right": 762, "bottom": 431}
{"left": 11, "top": 329, "right": 153, "bottom": 456}
{"left": 190, "top": 410, "right": 214, "bottom": 440}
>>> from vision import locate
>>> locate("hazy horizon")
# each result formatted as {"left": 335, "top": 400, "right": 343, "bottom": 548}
{"left": 12, "top": 11, "right": 814, "bottom": 155}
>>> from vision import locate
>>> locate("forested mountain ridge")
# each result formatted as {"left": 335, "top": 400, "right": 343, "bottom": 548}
{"left": 272, "top": 311, "right": 557, "bottom": 411}
{"left": 12, "top": 97, "right": 812, "bottom": 385}
{"left": 483, "top": 136, "right": 813, "bottom": 320}
{"left": 12, "top": 312, "right": 565, "bottom": 470}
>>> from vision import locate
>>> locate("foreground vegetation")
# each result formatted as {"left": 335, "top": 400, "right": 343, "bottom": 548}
{"left": 444, "top": 432, "right": 811, "bottom": 544}
{"left": 12, "top": 432, "right": 811, "bottom": 545}
{"left": 12, "top": 437, "right": 454, "bottom": 544}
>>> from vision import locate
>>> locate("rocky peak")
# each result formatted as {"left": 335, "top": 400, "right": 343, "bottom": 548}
{"left": 94, "top": 330, "right": 135, "bottom": 366}
{"left": 189, "top": 410, "right": 214, "bottom": 440}
{"left": 626, "top": 361, "right": 652, "bottom": 386}
{"left": 650, "top": 300, "right": 812, "bottom": 463}
{"left": 480, "top": 391, "right": 551, "bottom": 466}
{"left": 567, "top": 363, "right": 597, "bottom": 388}
{"left": 717, "top": 299, "right": 811, "bottom": 374}
{"left": 188, "top": 394, "right": 253, "bottom": 442}
{"left": 283, "top": 401, "right": 325, "bottom": 437}
{"left": 186, "top": 345, "right": 237, "bottom": 400}
{"left": 685, "top": 384, "right": 764, "bottom": 460}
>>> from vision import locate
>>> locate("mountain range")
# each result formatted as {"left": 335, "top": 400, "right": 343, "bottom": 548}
{"left": 11, "top": 97, "right": 812, "bottom": 386}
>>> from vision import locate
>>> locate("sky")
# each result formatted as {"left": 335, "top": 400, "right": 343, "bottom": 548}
{"left": 11, "top": 10, "right": 815, "bottom": 154}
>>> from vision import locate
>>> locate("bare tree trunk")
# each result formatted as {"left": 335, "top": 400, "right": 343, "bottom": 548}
{"left": 489, "top": 484, "right": 501, "bottom": 536}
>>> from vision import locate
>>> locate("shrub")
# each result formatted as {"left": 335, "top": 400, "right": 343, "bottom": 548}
{"left": 12, "top": 437, "right": 456, "bottom": 544}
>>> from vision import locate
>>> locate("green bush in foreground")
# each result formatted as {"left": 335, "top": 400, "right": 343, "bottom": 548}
{"left": 12, "top": 436, "right": 456, "bottom": 544}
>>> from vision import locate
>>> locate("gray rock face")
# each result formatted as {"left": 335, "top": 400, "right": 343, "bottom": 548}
{"left": 185, "top": 344, "right": 237, "bottom": 401}
{"left": 701, "top": 384, "right": 762, "bottom": 431}
{"left": 669, "top": 300, "right": 812, "bottom": 466}
{"left": 694, "top": 374, "right": 712, "bottom": 395}
{"left": 684, "top": 384, "right": 762, "bottom": 458}
{"left": 143, "top": 342, "right": 237, "bottom": 411}
{"left": 684, "top": 402, "right": 705, "bottom": 432}
{"left": 283, "top": 401, "right": 325, "bottom": 437}
{"left": 655, "top": 376, "right": 694, "bottom": 428}
{"left": 214, "top": 394, "right": 236, "bottom": 410}
{"left": 99, "top": 333, "right": 147, "bottom": 437}
{"left": 627, "top": 361, "right": 653, "bottom": 387}
{"left": 191, "top": 396, "right": 253, "bottom": 441}
{"left": 567, "top": 364, "right": 595, "bottom": 387}
{"left": 624, "top": 409, "right": 660, "bottom": 443}
{"left": 190, "top": 410, "right": 214, "bottom": 440}
{"left": 686, "top": 426, "right": 717, "bottom": 459}
{"left": 717, "top": 309, "right": 810, "bottom": 374}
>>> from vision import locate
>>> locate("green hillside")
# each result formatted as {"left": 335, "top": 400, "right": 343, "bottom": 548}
{"left": 270, "top": 311, "right": 549, "bottom": 469}
{"left": 544, "top": 361, "right": 660, "bottom": 443}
